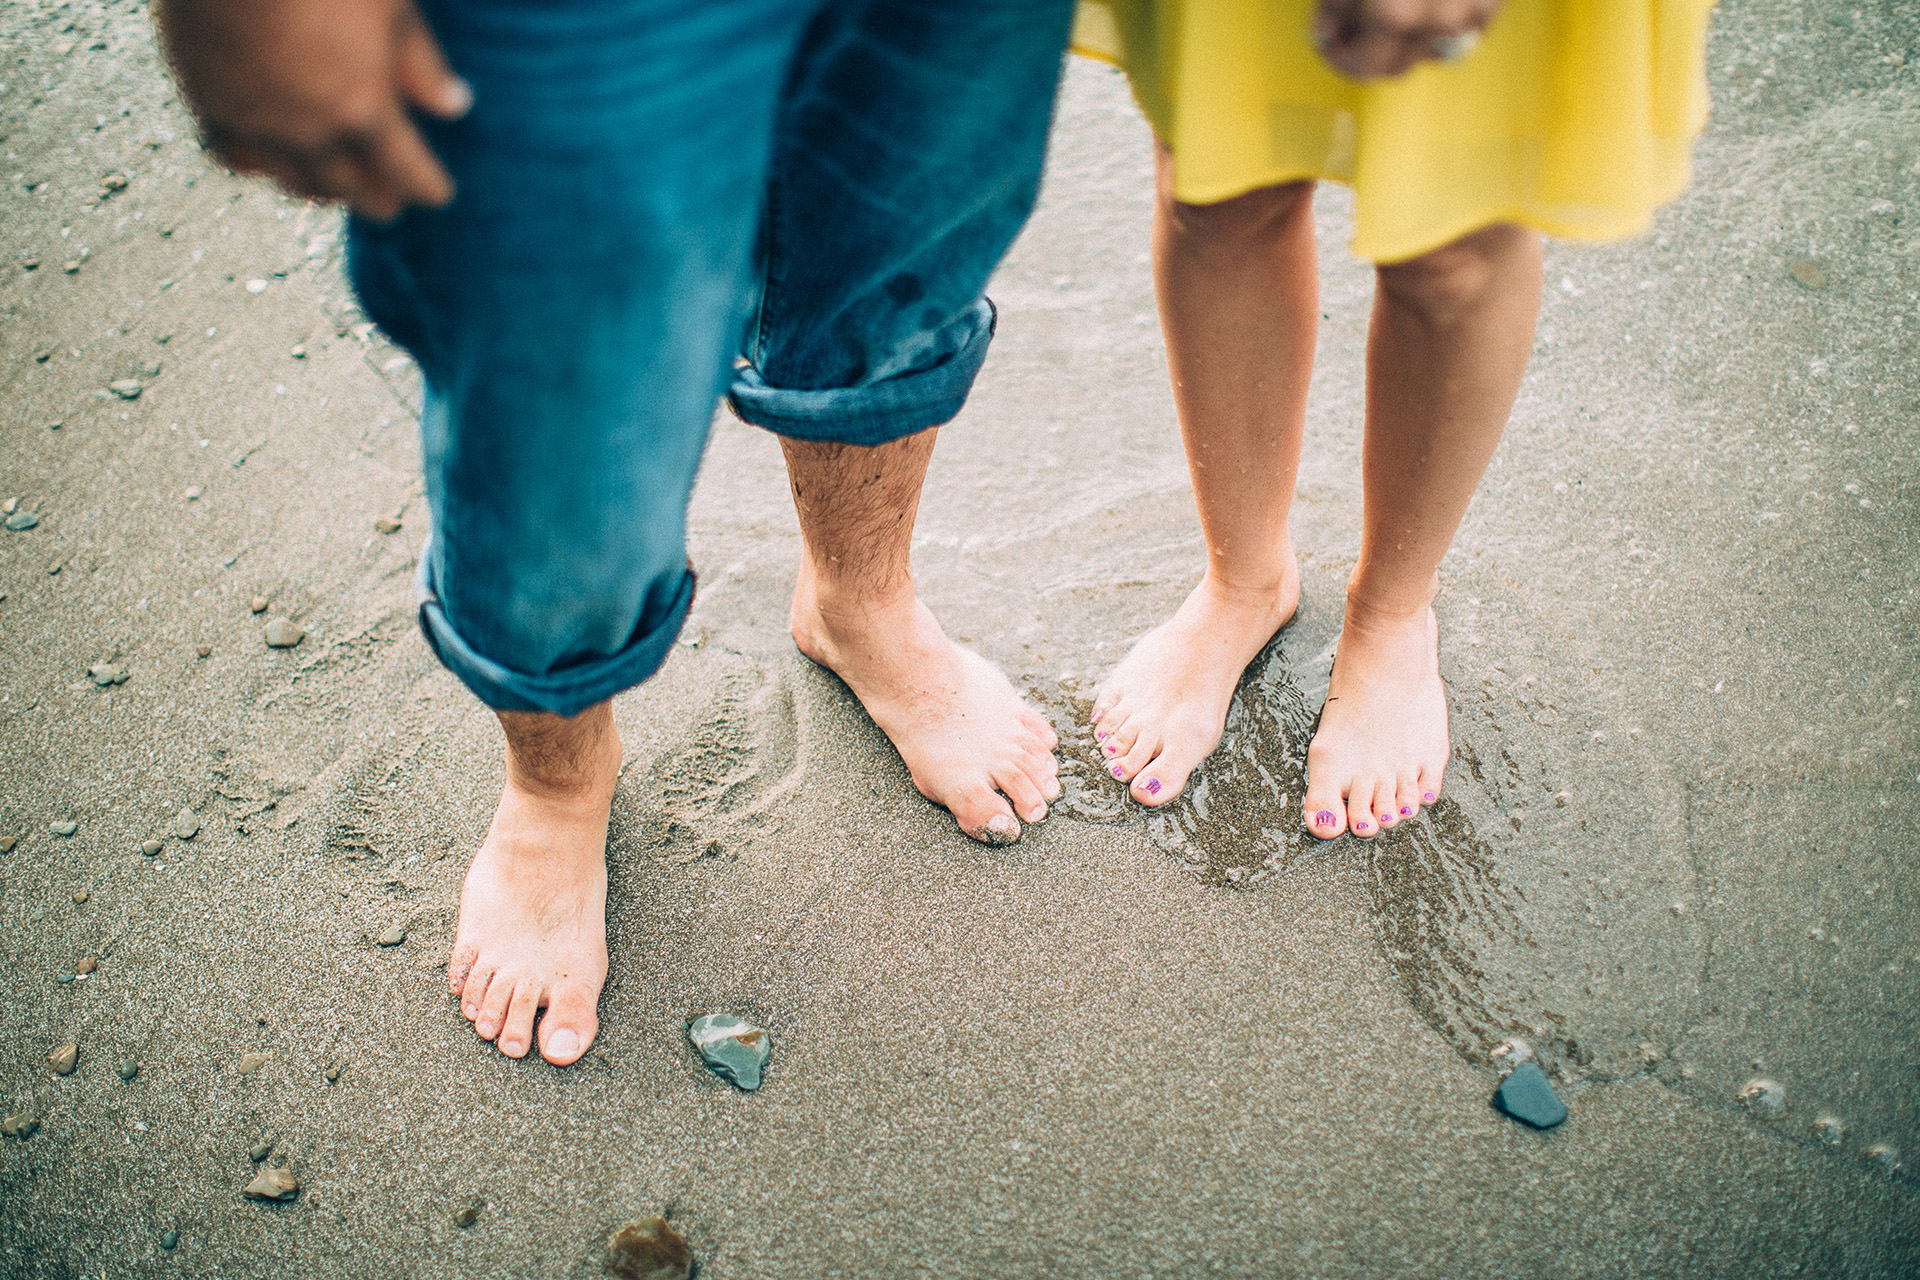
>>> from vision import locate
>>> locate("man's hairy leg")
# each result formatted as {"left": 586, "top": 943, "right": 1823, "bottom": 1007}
{"left": 781, "top": 428, "right": 1061, "bottom": 844}
{"left": 447, "top": 702, "right": 619, "bottom": 1065}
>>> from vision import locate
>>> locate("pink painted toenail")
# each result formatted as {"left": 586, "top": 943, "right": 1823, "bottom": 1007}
{"left": 1315, "top": 810, "right": 1336, "bottom": 827}
{"left": 1104, "top": 745, "right": 1116, "bottom": 756}
{"left": 1424, "top": 792, "right": 1435, "bottom": 803}
{"left": 1111, "top": 764, "right": 1125, "bottom": 778}
{"left": 1356, "top": 820, "right": 1370, "bottom": 831}
{"left": 1143, "top": 777, "right": 1161, "bottom": 795}
{"left": 1091, "top": 709, "right": 1103, "bottom": 723}
{"left": 1095, "top": 730, "right": 1107, "bottom": 740}
{"left": 1401, "top": 806, "right": 1413, "bottom": 815}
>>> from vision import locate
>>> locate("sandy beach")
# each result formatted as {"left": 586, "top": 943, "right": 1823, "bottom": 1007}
{"left": 2, "top": 0, "right": 1917, "bottom": 1275}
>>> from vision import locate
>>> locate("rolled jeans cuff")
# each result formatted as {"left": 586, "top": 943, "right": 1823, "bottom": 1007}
{"left": 413, "top": 544, "right": 695, "bottom": 718}
{"left": 727, "top": 298, "right": 996, "bottom": 446}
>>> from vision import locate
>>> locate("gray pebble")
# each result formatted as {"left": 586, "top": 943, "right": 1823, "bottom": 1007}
{"left": 687, "top": 1013, "right": 771, "bottom": 1091}
{"left": 249, "top": 1139, "right": 273, "bottom": 1162}
{"left": 264, "top": 618, "right": 304, "bottom": 649}
{"left": 141, "top": 839, "right": 163, "bottom": 856}
{"left": 107, "top": 379, "right": 142, "bottom": 399}
{"left": 453, "top": 1203, "right": 482, "bottom": 1229}
{"left": 374, "top": 516, "right": 403, "bottom": 534}
{"left": 49, "top": 820, "right": 78, "bottom": 836}
{"left": 235, "top": 1051, "right": 269, "bottom": 1075}
{"left": 323, "top": 1063, "right": 341, "bottom": 1082}
{"left": 160, "top": 1229, "right": 179, "bottom": 1250}
{"left": 56, "top": 973, "right": 73, "bottom": 985}
{"left": 174, "top": 809, "right": 200, "bottom": 840}
{"left": 87, "top": 662, "right": 125, "bottom": 686}
{"left": 5, "top": 511, "right": 38, "bottom": 531}
{"left": 0, "top": 836, "right": 15, "bottom": 853}
{"left": 1492, "top": 1061, "right": 1567, "bottom": 1129}
{"left": 118, "top": 1058, "right": 139, "bottom": 1081}
{"left": 48, "top": 1041, "right": 78, "bottom": 1075}
{"left": 1, "top": 1113, "right": 40, "bottom": 1140}
{"left": 375, "top": 923, "right": 407, "bottom": 947}
{"left": 1788, "top": 258, "right": 1829, "bottom": 290}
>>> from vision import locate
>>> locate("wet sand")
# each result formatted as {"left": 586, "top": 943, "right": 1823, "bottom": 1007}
{"left": 2, "top": 0, "right": 1917, "bottom": 1275}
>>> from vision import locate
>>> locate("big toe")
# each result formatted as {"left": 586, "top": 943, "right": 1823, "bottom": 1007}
{"left": 951, "top": 786, "right": 1021, "bottom": 846}
{"left": 1130, "top": 742, "right": 1206, "bottom": 807}
{"left": 1302, "top": 781, "right": 1348, "bottom": 839}
{"left": 539, "top": 989, "right": 599, "bottom": 1066}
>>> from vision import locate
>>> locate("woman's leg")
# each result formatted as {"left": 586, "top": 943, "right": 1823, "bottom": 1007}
{"left": 1302, "top": 222, "right": 1543, "bottom": 839}
{"left": 1094, "top": 147, "right": 1318, "bottom": 805}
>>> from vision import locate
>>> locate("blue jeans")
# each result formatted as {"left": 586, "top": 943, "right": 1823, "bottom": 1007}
{"left": 347, "top": 0, "right": 1074, "bottom": 716}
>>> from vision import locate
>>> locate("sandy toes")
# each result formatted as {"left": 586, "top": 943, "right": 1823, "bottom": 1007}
{"left": 791, "top": 578, "right": 1060, "bottom": 845}
{"left": 446, "top": 734, "right": 616, "bottom": 1066}
{"left": 1301, "top": 600, "right": 1450, "bottom": 839}
{"left": 1092, "top": 568, "right": 1300, "bottom": 806}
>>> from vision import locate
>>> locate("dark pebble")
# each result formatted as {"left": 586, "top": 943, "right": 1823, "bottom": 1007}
{"left": 5, "top": 511, "right": 39, "bottom": 531}
{"left": 160, "top": 1229, "right": 179, "bottom": 1250}
{"left": 606, "top": 1216, "right": 692, "bottom": 1280}
{"left": 118, "top": 1058, "right": 139, "bottom": 1081}
{"left": 195, "top": 643, "right": 213, "bottom": 658}
{"left": 1492, "top": 1061, "right": 1568, "bottom": 1129}
{"left": 453, "top": 1203, "right": 481, "bottom": 1228}
{"left": 249, "top": 1140, "right": 273, "bottom": 1162}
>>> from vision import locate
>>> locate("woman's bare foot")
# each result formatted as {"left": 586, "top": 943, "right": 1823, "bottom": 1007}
{"left": 791, "top": 571, "right": 1060, "bottom": 845}
{"left": 1092, "top": 554, "right": 1300, "bottom": 806}
{"left": 447, "top": 705, "right": 619, "bottom": 1066}
{"left": 1301, "top": 593, "right": 1450, "bottom": 839}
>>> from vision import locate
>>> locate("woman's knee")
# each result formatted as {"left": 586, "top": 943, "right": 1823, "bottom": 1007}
{"left": 1155, "top": 143, "right": 1314, "bottom": 248}
{"left": 1375, "top": 223, "right": 1540, "bottom": 326}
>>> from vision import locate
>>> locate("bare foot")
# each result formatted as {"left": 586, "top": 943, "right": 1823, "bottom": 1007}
{"left": 1301, "top": 593, "right": 1450, "bottom": 840}
{"left": 791, "top": 571, "right": 1060, "bottom": 845}
{"left": 447, "top": 708, "right": 618, "bottom": 1066}
{"left": 1091, "top": 559, "right": 1300, "bottom": 806}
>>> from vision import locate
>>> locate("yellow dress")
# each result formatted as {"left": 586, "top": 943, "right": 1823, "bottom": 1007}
{"left": 1075, "top": 0, "right": 1716, "bottom": 262}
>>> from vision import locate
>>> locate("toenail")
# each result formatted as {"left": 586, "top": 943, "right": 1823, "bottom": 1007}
{"left": 1095, "top": 730, "right": 1107, "bottom": 740}
{"left": 1315, "top": 809, "right": 1336, "bottom": 827}
{"left": 1143, "top": 777, "right": 1161, "bottom": 796}
{"left": 476, "top": 1021, "right": 495, "bottom": 1038}
{"left": 1423, "top": 792, "right": 1435, "bottom": 803}
{"left": 981, "top": 813, "right": 1021, "bottom": 844}
{"left": 502, "top": 1039, "right": 523, "bottom": 1055}
{"left": 1103, "top": 744, "right": 1116, "bottom": 756}
{"left": 546, "top": 1028, "right": 579, "bottom": 1060}
{"left": 1401, "top": 806, "right": 1413, "bottom": 815}
{"left": 1091, "top": 709, "right": 1103, "bottom": 723}
{"left": 1356, "top": 820, "right": 1371, "bottom": 831}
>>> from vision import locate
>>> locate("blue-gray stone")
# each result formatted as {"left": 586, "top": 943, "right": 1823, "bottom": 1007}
{"left": 687, "top": 1014, "right": 771, "bottom": 1091}
{"left": 1493, "top": 1061, "right": 1567, "bottom": 1129}
{"left": 6, "top": 511, "right": 39, "bottom": 531}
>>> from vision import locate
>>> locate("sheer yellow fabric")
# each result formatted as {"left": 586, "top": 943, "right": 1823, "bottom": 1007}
{"left": 1075, "top": 0, "right": 1716, "bottom": 262}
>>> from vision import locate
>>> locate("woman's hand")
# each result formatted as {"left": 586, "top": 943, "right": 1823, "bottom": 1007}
{"left": 1312, "top": 0, "right": 1505, "bottom": 81}
{"left": 153, "top": 0, "right": 471, "bottom": 220}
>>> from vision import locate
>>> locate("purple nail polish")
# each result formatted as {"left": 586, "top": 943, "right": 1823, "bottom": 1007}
{"left": 1423, "top": 792, "right": 1435, "bottom": 803}
{"left": 1104, "top": 745, "right": 1116, "bottom": 757}
{"left": 1095, "top": 729, "right": 1107, "bottom": 741}
{"left": 1091, "top": 709, "right": 1103, "bottom": 723}
{"left": 1143, "top": 777, "right": 1161, "bottom": 796}
{"left": 1111, "top": 764, "right": 1125, "bottom": 779}
{"left": 1315, "top": 809, "right": 1336, "bottom": 827}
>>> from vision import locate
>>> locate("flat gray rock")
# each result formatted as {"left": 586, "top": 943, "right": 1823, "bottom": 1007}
{"left": 5, "top": 511, "right": 38, "bottom": 531}
{"left": 173, "top": 808, "right": 200, "bottom": 840}
{"left": 49, "top": 820, "right": 78, "bottom": 836}
{"left": 687, "top": 1013, "right": 771, "bottom": 1091}
{"left": 263, "top": 617, "right": 304, "bottom": 648}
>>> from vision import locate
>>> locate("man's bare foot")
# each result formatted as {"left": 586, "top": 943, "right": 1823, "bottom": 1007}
{"left": 447, "top": 705, "right": 618, "bottom": 1065}
{"left": 790, "top": 570, "right": 1060, "bottom": 845}
{"left": 1301, "top": 592, "right": 1450, "bottom": 840}
{"left": 1091, "top": 556, "right": 1300, "bottom": 806}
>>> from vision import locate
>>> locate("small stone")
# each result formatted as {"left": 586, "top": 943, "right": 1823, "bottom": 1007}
{"left": 101, "top": 172, "right": 128, "bottom": 191}
{"left": 174, "top": 808, "right": 200, "bottom": 840}
{"left": 88, "top": 662, "right": 124, "bottom": 686}
{"left": 245, "top": 278, "right": 268, "bottom": 294}
{"left": 249, "top": 1140, "right": 273, "bottom": 1162}
{"left": 6, "top": 510, "right": 39, "bottom": 531}
{"left": 250, "top": 596, "right": 269, "bottom": 613}
{"left": 606, "top": 1216, "right": 692, "bottom": 1280}
{"left": 72, "top": 888, "right": 89, "bottom": 903}
{"left": 1867, "top": 1143, "right": 1902, "bottom": 1174}
{"left": 185, "top": 485, "right": 203, "bottom": 501}
{"left": 1492, "top": 1061, "right": 1566, "bottom": 1129}
{"left": 235, "top": 1051, "right": 269, "bottom": 1075}
{"left": 290, "top": 345, "right": 306, "bottom": 359}
{"left": 1788, "top": 259, "right": 1828, "bottom": 290}
{"left": 452, "top": 1203, "right": 482, "bottom": 1229}
{"left": 687, "top": 1013, "right": 772, "bottom": 1091}
{"left": 108, "top": 379, "right": 142, "bottom": 399}
{"left": 118, "top": 1058, "right": 139, "bottom": 1080}
{"left": 75, "top": 955, "right": 96, "bottom": 975}
{"left": 1812, "top": 1114, "right": 1845, "bottom": 1146}
{"left": 373, "top": 516, "right": 402, "bottom": 534}
{"left": 196, "top": 643, "right": 213, "bottom": 658}
{"left": 242, "top": 1166, "right": 299, "bottom": 1201}
{"left": 50, "top": 819, "right": 78, "bottom": 836}
{"left": 1740, "top": 1077, "right": 1786, "bottom": 1119}
{"left": 49, "top": 1041, "right": 78, "bottom": 1075}
{"left": 20, "top": 256, "right": 38, "bottom": 270}
{"left": 1, "top": 1113, "right": 40, "bottom": 1140}
{"left": 264, "top": 618, "right": 305, "bottom": 648}
{"left": 63, "top": 260, "right": 80, "bottom": 274}
{"left": 0, "top": 836, "right": 15, "bottom": 853}
{"left": 323, "top": 1063, "right": 341, "bottom": 1082}
{"left": 375, "top": 923, "right": 407, "bottom": 947}
{"left": 160, "top": 1229, "right": 179, "bottom": 1250}
{"left": 142, "top": 839, "right": 163, "bottom": 856}
{"left": 56, "top": 973, "right": 75, "bottom": 985}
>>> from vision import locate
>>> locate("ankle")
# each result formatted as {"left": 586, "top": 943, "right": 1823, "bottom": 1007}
{"left": 794, "top": 558, "right": 916, "bottom": 629}
{"left": 1343, "top": 571, "right": 1438, "bottom": 627}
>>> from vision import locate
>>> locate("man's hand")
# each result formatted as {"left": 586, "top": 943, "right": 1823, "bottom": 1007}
{"left": 153, "top": 0, "right": 471, "bottom": 220}
{"left": 1312, "top": 0, "right": 1504, "bottom": 81}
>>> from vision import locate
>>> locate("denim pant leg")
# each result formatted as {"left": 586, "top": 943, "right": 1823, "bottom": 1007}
{"left": 347, "top": 0, "right": 818, "bottom": 716}
{"left": 727, "top": 0, "right": 1077, "bottom": 444}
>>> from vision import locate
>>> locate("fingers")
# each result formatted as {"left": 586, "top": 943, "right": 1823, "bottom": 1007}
{"left": 392, "top": 8, "right": 474, "bottom": 120}
{"left": 209, "top": 110, "right": 452, "bottom": 221}
{"left": 1313, "top": 0, "right": 1502, "bottom": 80}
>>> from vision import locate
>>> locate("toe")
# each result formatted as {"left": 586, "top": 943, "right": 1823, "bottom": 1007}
{"left": 1023, "top": 708, "right": 1059, "bottom": 751}
{"left": 1113, "top": 733, "right": 1158, "bottom": 783}
{"left": 950, "top": 784, "right": 1022, "bottom": 846}
{"left": 448, "top": 942, "right": 478, "bottom": 998}
{"left": 1416, "top": 761, "right": 1446, "bottom": 807}
{"left": 1130, "top": 741, "right": 1202, "bottom": 807}
{"left": 461, "top": 962, "right": 497, "bottom": 1023}
{"left": 497, "top": 983, "right": 541, "bottom": 1059}
{"left": 539, "top": 986, "right": 599, "bottom": 1066}
{"left": 474, "top": 970, "right": 513, "bottom": 1042}
{"left": 1347, "top": 787, "right": 1380, "bottom": 838}
{"left": 999, "top": 766, "right": 1050, "bottom": 825}
{"left": 1394, "top": 774, "right": 1423, "bottom": 819}
{"left": 1303, "top": 787, "right": 1348, "bottom": 839}
{"left": 1368, "top": 779, "right": 1400, "bottom": 829}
